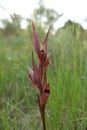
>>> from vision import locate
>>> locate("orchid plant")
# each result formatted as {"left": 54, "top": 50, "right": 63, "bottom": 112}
{"left": 28, "top": 22, "right": 51, "bottom": 130}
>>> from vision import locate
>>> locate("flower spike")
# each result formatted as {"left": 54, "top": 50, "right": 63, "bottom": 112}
{"left": 28, "top": 22, "right": 51, "bottom": 130}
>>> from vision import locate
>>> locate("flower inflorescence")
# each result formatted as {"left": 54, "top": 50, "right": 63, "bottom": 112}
{"left": 28, "top": 21, "right": 51, "bottom": 130}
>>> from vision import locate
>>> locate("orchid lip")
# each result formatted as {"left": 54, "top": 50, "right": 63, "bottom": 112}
{"left": 44, "top": 88, "right": 50, "bottom": 94}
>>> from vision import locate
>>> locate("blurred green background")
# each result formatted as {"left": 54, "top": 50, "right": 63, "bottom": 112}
{"left": 0, "top": 0, "right": 87, "bottom": 130}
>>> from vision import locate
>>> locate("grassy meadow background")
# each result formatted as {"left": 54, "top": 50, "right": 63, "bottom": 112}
{"left": 0, "top": 13, "right": 87, "bottom": 130}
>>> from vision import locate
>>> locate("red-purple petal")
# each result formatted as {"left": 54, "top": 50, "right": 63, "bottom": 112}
{"left": 32, "top": 52, "right": 39, "bottom": 82}
{"left": 32, "top": 52, "right": 42, "bottom": 91}
{"left": 32, "top": 21, "right": 40, "bottom": 56}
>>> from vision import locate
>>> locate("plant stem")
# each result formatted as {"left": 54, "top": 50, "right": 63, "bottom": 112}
{"left": 38, "top": 95, "right": 46, "bottom": 130}
{"left": 41, "top": 107, "right": 46, "bottom": 130}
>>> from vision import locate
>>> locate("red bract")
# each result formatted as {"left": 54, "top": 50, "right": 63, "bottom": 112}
{"left": 28, "top": 53, "right": 42, "bottom": 92}
{"left": 28, "top": 21, "right": 51, "bottom": 130}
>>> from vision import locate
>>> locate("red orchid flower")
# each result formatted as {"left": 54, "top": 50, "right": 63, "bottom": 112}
{"left": 40, "top": 67, "right": 50, "bottom": 107}
{"left": 32, "top": 21, "right": 51, "bottom": 66}
{"left": 28, "top": 52, "right": 42, "bottom": 92}
{"left": 28, "top": 21, "right": 51, "bottom": 130}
